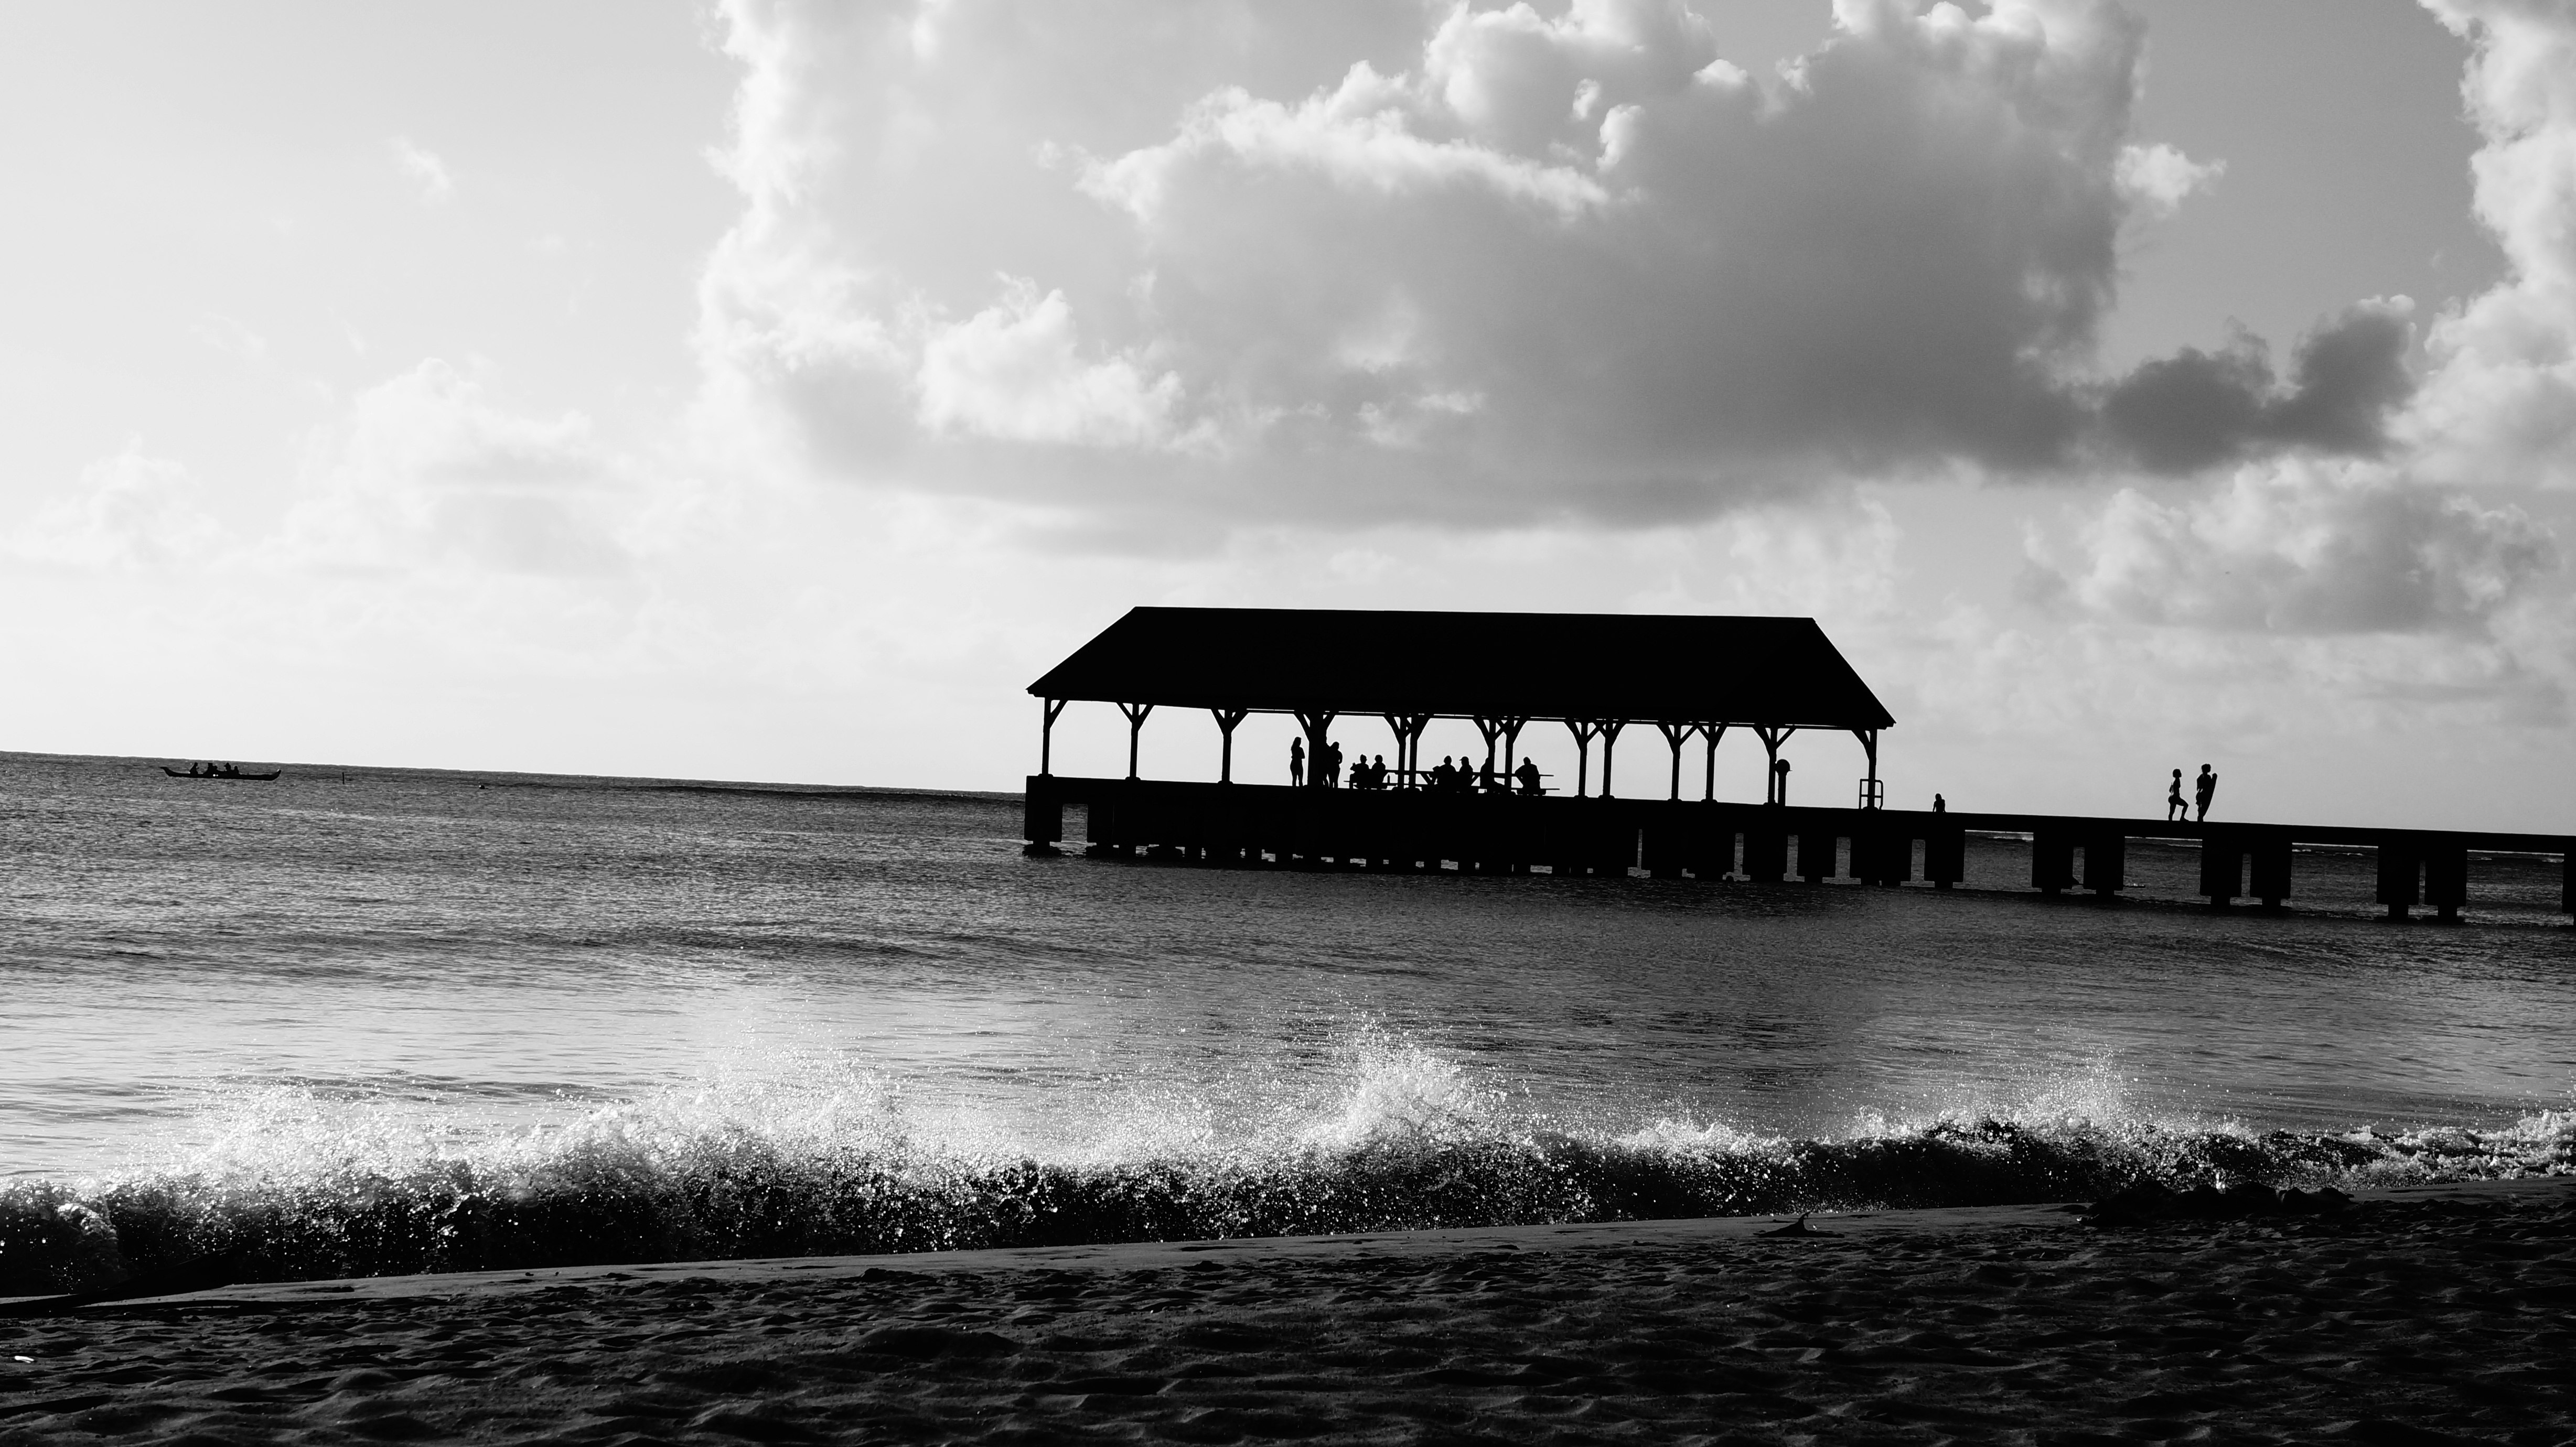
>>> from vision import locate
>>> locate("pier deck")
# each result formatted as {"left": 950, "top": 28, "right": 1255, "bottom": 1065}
{"left": 1025, "top": 775, "right": 2575, "bottom": 923}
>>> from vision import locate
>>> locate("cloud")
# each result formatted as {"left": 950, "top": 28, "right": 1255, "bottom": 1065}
{"left": 915, "top": 278, "right": 1191, "bottom": 448}
{"left": 2035, "top": 0, "right": 2576, "bottom": 649}
{"left": 6, "top": 447, "right": 227, "bottom": 571}
{"left": 2113, "top": 141, "right": 2223, "bottom": 218}
{"left": 2097, "top": 300, "right": 2417, "bottom": 473}
{"left": 694, "top": 0, "right": 2286, "bottom": 532}
{"left": 2410, "top": 0, "right": 2576, "bottom": 488}
{"left": 270, "top": 360, "right": 635, "bottom": 578}
{"left": 2035, "top": 457, "right": 2556, "bottom": 634}
{"left": 391, "top": 137, "right": 455, "bottom": 204}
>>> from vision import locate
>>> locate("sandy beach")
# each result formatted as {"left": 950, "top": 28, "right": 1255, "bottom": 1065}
{"left": 1, "top": 1178, "right": 2566, "bottom": 1444}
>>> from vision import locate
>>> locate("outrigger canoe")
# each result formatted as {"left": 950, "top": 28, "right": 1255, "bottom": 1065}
{"left": 161, "top": 766, "right": 282, "bottom": 781}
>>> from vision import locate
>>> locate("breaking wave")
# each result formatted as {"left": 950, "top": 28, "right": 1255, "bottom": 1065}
{"left": 5, "top": 1034, "right": 2569, "bottom": 1297}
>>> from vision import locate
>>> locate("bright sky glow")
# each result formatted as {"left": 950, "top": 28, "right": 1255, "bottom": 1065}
{"left": 1, "top": 0, "right": 2569, "bottom": 830}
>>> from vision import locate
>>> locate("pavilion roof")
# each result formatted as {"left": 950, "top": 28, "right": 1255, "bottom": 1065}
{"left": 1028, "top": 608, "right": 1895, "bottom": 731}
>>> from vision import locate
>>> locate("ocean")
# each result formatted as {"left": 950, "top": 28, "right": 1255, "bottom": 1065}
{"left": 3, "top": 750, "right": 2570, "bottom": 1295}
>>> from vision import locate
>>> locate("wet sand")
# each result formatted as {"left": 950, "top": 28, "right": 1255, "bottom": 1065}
{"left": 3, "top": 1179, "right": 2568, "bottom": 1445}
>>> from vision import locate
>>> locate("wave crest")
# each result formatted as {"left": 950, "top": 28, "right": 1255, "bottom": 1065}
{"left": 5, "top": 1056, "right": 2569, "bottom": 1297}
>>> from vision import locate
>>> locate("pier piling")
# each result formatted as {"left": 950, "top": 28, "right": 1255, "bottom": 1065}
{"left": 2032, "top": 830, "right": 2076, "bottom": 895}
{"left": 2199, "top": 830, "right": 2244, "bottom": 906}
{"left": 2424, "top": 846, "right": 2468, "bottom": 924}
{"left": 1743, "top": 825, "right": 1788, "bottom": 882}
{"left": 2377, "top": 841, "right": 2421, "bottom": 921}
{"left": 2082, "top": 835, "right": 2125, "bottom": 897}
{"left": 2249, "top": 832, "right": 2293, "bottom": 907}
{"left": 1799, "top": 830, "right": 1838, "bottom": 883}
{"left": 1028, "top": 776, "right": 2569, "bottom": 925}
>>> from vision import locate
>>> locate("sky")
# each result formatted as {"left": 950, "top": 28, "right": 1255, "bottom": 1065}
{"left": 2, "top": 0, "right": 2571, "bottom": 830}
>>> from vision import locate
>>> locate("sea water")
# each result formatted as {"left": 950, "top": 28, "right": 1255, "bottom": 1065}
{"left": 2, "top": 751, "right": 2570, "bottom": 1293}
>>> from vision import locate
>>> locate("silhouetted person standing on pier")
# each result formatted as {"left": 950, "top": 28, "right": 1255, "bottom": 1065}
{"left": 1325, "top": 740, "right": 1343, "bottom": 789}
{"left": 1933, "top": 793, "right": 1946, "bottom": 813}
{"left": 1289, "top": 738, "right": 1304, "bottom": 788}
{"left": 2194, "top": 764, "right": 2217, "bottom": 822}
{"left": 2167, "top": 769, "right": 2188, "bottom": 822}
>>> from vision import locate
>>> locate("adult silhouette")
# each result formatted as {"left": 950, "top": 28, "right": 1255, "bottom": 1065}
{"left": 1289, "top": 737, "right": 1304, "bottom": 787}
{"left": 1933, "top": 793, "right": 1946, "bottom": 813}
{"left": 2166, "top": 769, "right": 2188, "bottom": 822}
{"left": 1515, "top": 758, "right": 1541, "bottom": 796}
{"left": 1325, "top": 740, "right": 1343, "bottom": 789}
{"left": 2194, "top": 764, "right": 2217, "bottom": 822}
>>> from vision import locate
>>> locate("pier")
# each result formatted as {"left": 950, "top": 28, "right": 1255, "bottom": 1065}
{"left": 1024, "top": 608, "right": 2573, "bottom": 923}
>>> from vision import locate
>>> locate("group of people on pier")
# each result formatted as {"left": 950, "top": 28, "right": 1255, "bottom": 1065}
{"left": 2166, "top": 764, "right": 2219, "bottom": 822}
{"left": 1290, "top": 739, "right": 1545, "bottom": 795}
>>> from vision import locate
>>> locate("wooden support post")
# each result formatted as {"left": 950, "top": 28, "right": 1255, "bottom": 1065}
{"left": 2032, "top": 830, "right": 2076, "bottom": 894}
{"left": 1382, "top": 713, "right": 1432, "bottom": 784}
{"left": 1038, "top": 697, "right": 1068, "bottom": 776}
{"left": 1494, "top": 717, "right": 1529, "bottom": 778}
{"left": 2423, "top": 845, "right": 2468, "bottom": 924}
{"left": 1754, "top": 726, "right": 1797, "bottom": 805}
{"left": 1658, "top": 721, "right": 1691, "bottom": 801}
{"left": 1293, "top": 709, "right": 1339, "bottom": 790}
{"left": 1598, "top": 721, "right": 1627, "bottom": 797}
{"left": 2083, "top": 835, "right": 2124, "bottom": 896}
{"left": 1923, "top": 827, "right": 1965, "bottom": 889}
{"left": 1211, "top": 708, "right": 1248, "bottom": 784}
{"left": 2377, "top": 840, "right": 2420, "bottom": 921}
{"left": 2249, "top": 832, "right": 2293, "bottom": 907}
{"left": 1472, "top": 716, "right": 1504, "bottom": 782}
{"left": 1701, "top": 723, "right": 1726, "bottom": 802}
{"left": 1854, "top": 728, "right": 1883, "bottom": 810}
{"left": 1565, "top": 720, "right": 1602, "bottom": 797}
{"left": 1118, "top": 701, "right": 1154, "bottom": 781}
{"left": 2198, "top": 829, "right": 2242, "bottom": 906}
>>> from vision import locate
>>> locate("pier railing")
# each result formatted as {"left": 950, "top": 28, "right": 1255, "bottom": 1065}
{"left": 1024, "top": 775, "right": 2574, "bottom": 923}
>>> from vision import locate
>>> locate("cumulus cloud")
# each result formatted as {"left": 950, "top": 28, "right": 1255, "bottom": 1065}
{"left": 914, "top": 278, "right": 1190, "bottom": 448}
{"left": 2097, "top": 300, "right": 2417, "bottom": 473}
{"left": 7, "top": 447, "right": 227, "bottom": 570}
{"left": 271, "top": 360, "right": 635, "bottom": 578}
{"left": 694, "top": 0, "right": 2296, "bottom": 530}
{"left": 2037, "top": 0, "right": 2576, "bottom": 645}
{"left": 2112, "top": 141, "right": 2224, "bottom": 218}
{"left": 2409, "top": 0, "right": 2576, "bottom": 488}
{"left": 2035, "top": 458, "right": 2554, "bottom": 634}
{"left": 391, "top": 137, "right": 454, "bottom": 204}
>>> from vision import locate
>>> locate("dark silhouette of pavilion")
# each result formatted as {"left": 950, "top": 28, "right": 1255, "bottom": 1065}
{"left": 1028, "top": 607, "right": 1897, "bottom": 805}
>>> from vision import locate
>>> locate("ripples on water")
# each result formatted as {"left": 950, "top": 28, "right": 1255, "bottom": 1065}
{"left": 2, "top": 751, "right": 2570, "bottom": 1292}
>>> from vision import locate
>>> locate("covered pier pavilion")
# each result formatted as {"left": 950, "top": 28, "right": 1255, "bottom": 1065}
{"left": 1022, "top": 607, "right": 2573, "bottom": 921}
{"left": 1025, "top": 606, "right": 1910, "bottom": 881}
